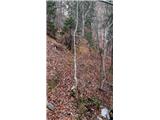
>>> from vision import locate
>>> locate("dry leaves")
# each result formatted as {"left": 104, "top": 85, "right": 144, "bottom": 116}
{"left": 47, "top": 36, "right": 112, "bottom": 120}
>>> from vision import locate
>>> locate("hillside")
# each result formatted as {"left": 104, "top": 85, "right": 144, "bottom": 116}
{"left": 47, "top": 36, "right": 112, "bottom": 120}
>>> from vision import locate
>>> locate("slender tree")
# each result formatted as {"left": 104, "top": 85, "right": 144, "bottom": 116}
{"left": 101, "top": 4, "right": 113, "bottom": 89}
{"left": 71, "top": 1, "right": 79, "bottom": 92}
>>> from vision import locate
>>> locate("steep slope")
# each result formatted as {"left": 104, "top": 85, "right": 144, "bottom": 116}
{"left": 47, "top": 36, "right": 75, "bottom": 120}
{"left": 47, "top": 36, "right": 112, "bottom": 120}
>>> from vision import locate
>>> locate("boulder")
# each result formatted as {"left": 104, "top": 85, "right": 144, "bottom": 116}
{"left": 101, "top": 107, "right": 110, "bottom": 120}
{"left": 47, "top": 102, "right": 55, "bottom": 111}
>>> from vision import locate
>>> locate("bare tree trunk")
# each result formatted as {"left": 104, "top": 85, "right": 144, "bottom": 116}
{"left": 82, "top": 13, "right": 85, "bottom": 37}
{"left": 100, "top": 28, "right": 108, "bottom": 89}
{"left": 99, "top": 48, "right": 103, "bottom": 88}
{"left": 100, "top": 22, "right": 112, "bottom": 89}
{"left": 95, "top": 17, "right": 99, "bottom": 49}
{"left": 81, "top": 3, "right": 85, "bottom": 37}
{"left": 71, "top": 1, "right": 79, "bottom": 91}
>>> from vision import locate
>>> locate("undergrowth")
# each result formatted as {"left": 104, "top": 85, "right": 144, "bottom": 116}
{"left": 75, "top": 97, "right": 101, "bottom": 120}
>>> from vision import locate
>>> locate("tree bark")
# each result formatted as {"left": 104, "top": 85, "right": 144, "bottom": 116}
{"left": 100, "top": 22, "right": 112, "bottom": 89}
{"left": 72, "top": 1, "right": 79, "bottom": 91}
{"left": 82, "top": 4, "right": 85, "bottom": 37}
{"left": 82, "top": 11, "right": 85, "bottom": 37}
{"left": 100, "top": 28, "right": 108, "bottom": 89}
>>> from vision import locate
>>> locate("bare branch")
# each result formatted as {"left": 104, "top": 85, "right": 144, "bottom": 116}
{"left": 99, "top": 0, "right": 113, "bottom": 6}
{"left": 84, "top": 2, "right": 92, "bottom": 18}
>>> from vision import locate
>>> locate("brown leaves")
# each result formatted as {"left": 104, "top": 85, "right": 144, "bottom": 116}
{"left": 47, "top": 36, "right": 112, "bottom": 120}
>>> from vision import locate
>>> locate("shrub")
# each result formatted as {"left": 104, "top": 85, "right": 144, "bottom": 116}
{"left": 63, "top": 17, "right": 75, "bottom": 33}
{"left": 85, "top": 32, "right": 94, "bottom": 48}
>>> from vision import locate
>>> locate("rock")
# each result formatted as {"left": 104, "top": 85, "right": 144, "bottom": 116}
{"left": 109, "top": 109, "right": 113, "bottom": 120}
{"left": 101, "top": 107, "right": 110, "bottom": 120}
{"left": 96, "top": 116, "right": 103, "bottom": 120}
{"left": 47, "top": 102, "right": 55, "bottom": 111}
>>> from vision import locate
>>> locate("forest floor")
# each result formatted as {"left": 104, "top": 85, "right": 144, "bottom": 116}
{"left": 47, "top": 35, "right": 112, "bottom": 120}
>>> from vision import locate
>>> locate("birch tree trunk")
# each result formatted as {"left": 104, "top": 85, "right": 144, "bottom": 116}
{"left": 82, "top": 13, "right": 85, "bottom": 37}
{"left": 72, "top": 1, "right": 79, "bottom": 91}
{"left": 82, "top": 4, "right": 85, "bottom": 37}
